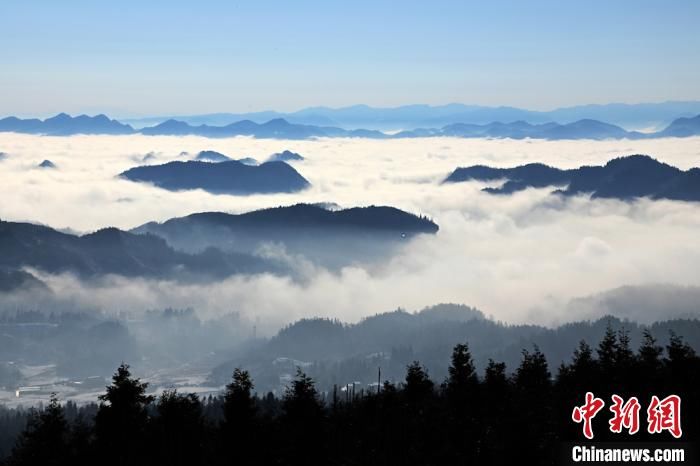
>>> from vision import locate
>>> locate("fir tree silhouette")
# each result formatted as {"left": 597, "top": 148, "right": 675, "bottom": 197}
{"left": 94, "top": 363, "right": 154, "bottom": 466}
{"left": 219, "top": 368, "right": 258, "bottom": 465}
{"left": 280, "top": 368, "right": 325, "bottom": 465}
{"left": 151, "top": 390, "right": 205, "bottom": 466}
{"left": 9, "top": 394, "right": 70, "bottom": 466}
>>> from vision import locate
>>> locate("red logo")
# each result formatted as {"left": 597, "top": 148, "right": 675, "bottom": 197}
{"left": 647, "top": 395, "right": 682, "bottom": 439}
{"left": 609, "top": 395, "right": 641, "bottom": 435}
{"left": 572, "top": 392, "right": 605, "bottom": 439}
{"left": 572, "top": 393, "right": 682, "bottom": 439}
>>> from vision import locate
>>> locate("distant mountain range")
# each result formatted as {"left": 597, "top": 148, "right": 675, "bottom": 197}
{"left": 444, "top": 155, "right": 700, "bottom": 201}
{"left": 208, "top": 304, "right": 700, "bottom": 392}
{"left": 119, "top": 159, "right": 310, "bottom": 195}
{"left": 2, "top": 110, "right": 700, "bottom": 140}
{"left": 138, "top": 117, "right": 386, "bottom": 139}
{"left": 0, "top": 220, "right": 280, "bottom": 282}
{"left": 120, "top": 101, "right": 700, "bottom": 131}
{"left": 133, "top": 203, "right": 439, "bottom": 268}
{"left": 657, "top": 114, "right": 700, "bottom": 137}
{"left": 404, "top": 118, "right": 639, "bottom": 140}
{"left": 0, "top": 113, "right": 133, "bottom": 135}
{"left": 0, "top": 204, "right": 438, "bottom": 288}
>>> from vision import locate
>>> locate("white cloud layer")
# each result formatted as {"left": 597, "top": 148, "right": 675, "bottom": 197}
{"left": 1, "top": 133, "right": 700, "bottom": 331}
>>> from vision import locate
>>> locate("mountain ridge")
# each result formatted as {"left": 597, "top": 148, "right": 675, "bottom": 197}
{"left": 132, "top": 203, "right": 439, "bottom": 268}
{"left": 134, "top": 203, "right": 439, "bottom": 235}
{"left": 2, "top": 111, "right": 700, "bottom": 139}
{"left": 119, "top": 101, "right": 700, "bottom": 130}
{"left": 0, "top": 204, "right": 439, "bottom": 287}
{"left": 444, "top": 154, "right": 700, "bottom": 201}
{"left": 119, "top": 159, "right": 310, "bottom": 194}
{"left": 0, "top": 219, "right": 279, "bottom": 280}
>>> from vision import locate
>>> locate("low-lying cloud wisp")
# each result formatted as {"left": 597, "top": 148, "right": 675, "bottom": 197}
{"left": 1, "top": 133, "right": 699, "bottom": 330}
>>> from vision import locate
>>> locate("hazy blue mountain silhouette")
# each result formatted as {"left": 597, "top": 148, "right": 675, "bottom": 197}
{"left": 432, "top": 119, "right": 638, "bottom": 140}
{"left": 444, "top": 155, "right": 700, "bottom": 201}
{"left": 132, "top": 114, "right": 700, "bottom": 140}
{"left": 139, "top": 118, "right": 191, "bottom": 135}
{"left": 133, "top": 203, "right": 439, "bottom": 268}
{"left": 3, "top": 111, "right": 699, "bottom": 140}
{"left": 544, "top": 101, "right": 700, "bottom": 129}
{"left": 289, "top": 102, "right": 700, "bottom": 130}
{"left": 267, "top": 150, "right": 304, "bottom": 162}
{"left": 119, "top": 160, "right": 310, "bottom": 194}
{"left": 123, "top": 101, "right": 700, "bottom": 130}
{"left": 658, "top": 114, "right": 700, "bottom": 137}
{"left": 540, "top": 119, "right": 631, "bottom": 139}
{"left": 139, "top": 117, "right": 387, "bottom": 139}
{"left": 0, "top": 113, "right": 134, "bottom": 135}
{"left": 138, "top": 117, "right": 641, "bottom": 140}
{"left": 0, "top": 220, "right": 280, "bottom": 279}
{"left": 38, "top": 160, "right": 56, "bottom": 169}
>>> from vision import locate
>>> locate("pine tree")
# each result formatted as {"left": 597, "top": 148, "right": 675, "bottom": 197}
{"left": 514, "top": 346, "right": 551, "bottom": 393}
{"left": 220, "top": 368, "right": 258, "bottom": 465}
{"left": 222, "top": 368, "right": 256, "bottom": 427}
{"left": 445, "top": 343, "right": 478, "bottom": 397}
{"left": 597, "top": 322, "right": 618, "bottom": 377}
{"left": 152, "top": 390, "right": 204, "bottom": 466}
{"left": 283, "top": 368, "right": 322, "bottom": 420}
{"left": 666, "top": 330, "right": 696, "bottom": 362}
{"left": 480, "top": 360, "right": 511, "bottom": 465}
{"left": 638, "top": 329, "right": 663, "bottom": 369}
{"left": 443, "top": 343, "right": 480, "bottom": 463}
{"left": 512, "top": 346, "right": 553, "bottom": 465}
{"left": 615, "top": 327, "right": 635, "bottom": 366}
{"left": 572, "top": 340, "right": 595, "bottom": 374}
{"left": 281, "top": 368, "right": 325, "bottom": 465}
{"left": 404, "top": 361, "right": 434, "bottom": 403}
{"left": 94, "top": 363, "right": 154, "bottom": 466}
{"left": 9, "top": 394, "right": 70, "bottom": 466}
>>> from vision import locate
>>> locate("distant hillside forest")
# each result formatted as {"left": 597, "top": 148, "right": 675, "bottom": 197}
{"left": 1, "top": 326, "right": 697, "bottom": 466}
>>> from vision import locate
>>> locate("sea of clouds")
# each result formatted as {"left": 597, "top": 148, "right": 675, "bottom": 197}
{"left": 1, "top": 133, "right": 699, "bottom": 332}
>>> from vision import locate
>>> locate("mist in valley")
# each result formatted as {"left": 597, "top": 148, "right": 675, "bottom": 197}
{"left": 1, "top": 133, "right": 700, "bottom": 402}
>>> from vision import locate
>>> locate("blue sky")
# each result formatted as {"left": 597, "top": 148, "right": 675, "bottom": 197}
{"left": 1, "top": 0, "right": 699, "bottom": 116}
